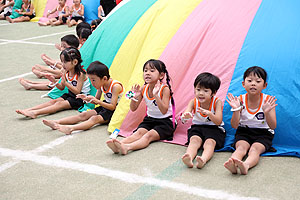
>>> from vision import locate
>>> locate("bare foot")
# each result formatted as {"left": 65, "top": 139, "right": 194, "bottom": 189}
{"left": 43, "top": 119, "right": 59, "bottom": 130}
{"left": 38, "top": 22, "right": 47, "bottom": 26}
{"left": 232, "top": 158, "right": 249, "bottom": 175}
{"left": 106, "top": 139, "right": 119, "bottom": 154}
{"left": 16, "top": 109, "right": 36, "bottom": 119}
{"left": 57, "top": 125, "right": 73, "bottom": 135}
{"left": 182, "top": 153, "right": 193, "bottom": 168}
{"left": 41, "top": 55, "right": 52, "bottom": 66}
{"left": 224, "top": 158, "right": 237, "bottom": 174}
{"left": 19, "top": 78, "right": 31, "bottom": 90}
{"left": 6, "top": 16, "right": 13, "bottom": 23}
{"left": 195, "top": 156, "right": 206, "bottom": 169}
{"left": 32, "top": 69, "right": 43, "bottom": 78}
{"left": 113, "top": 139, "right": 128, "bottom": 155}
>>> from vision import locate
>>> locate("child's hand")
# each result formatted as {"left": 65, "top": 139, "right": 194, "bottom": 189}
{"left": 85, "top": 96, "right": 98, "bottom": 104}
{"left": 181, "top": 112, "right": 193, "bottom": 120}
{"left": 76, "top": 94, "right": 87, "bottom": 100}
{"left": 153, "top": 80, "right": 161, "bottom": 97}
{"left": 131, "top": 84, "right": 141, "bottom": 98}
{"left": 262, "top": 96, "right": 277, "bottom": 113}
{"left": 60, "top": 70, "right": 66, "bottom": 84}
{"left": 197, "top": 107, "right": 212, "bottom": 116}
{"left": 46, "top": 13, "right": 50, "bottom": 17}
{"left": 226, "top": 93, "right": 241, "bottom": 109}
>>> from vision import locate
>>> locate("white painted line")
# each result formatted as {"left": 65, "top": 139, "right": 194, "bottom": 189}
{"left": 0, "top": 72, "right": 33, "bottom": 83}
{"left": 0, "top": 160, "right": 20, "bottom": 173}
{"left": 0, "top": 135, "right": 73, "bottom": 172}
{"left": 0, "top": 147, "right": 260, "bottom": 200}
{"left": 0, "top": 39, "right": 54, "bottom": 46}
{"left": 22, "top": 30, "right": 74, "bottom": 41}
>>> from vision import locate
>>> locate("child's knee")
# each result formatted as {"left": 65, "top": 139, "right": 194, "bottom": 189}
{"left": 190, "top": 135, "right": 202, "bottom": 143}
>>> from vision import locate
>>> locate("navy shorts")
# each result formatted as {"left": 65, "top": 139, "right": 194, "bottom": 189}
{"left": 60, "top": 92, "right": 84, "bottom": 110}
{"left": 234, "top": 126, "right": 274, "bottom": 151}
{"left": 187, "top": 124, "right": 226, "bottom": 149}
{"left": 56, "top": 16, "right": 67, "bottom": 23}
{"left": 94, "top": 105, "right": 114, "bottom": 122}
{"left": 136, "top": 116, "right": 176, "bottom": 141}
{"left": 71, "top": 16, "right": 84, "bottom": 22}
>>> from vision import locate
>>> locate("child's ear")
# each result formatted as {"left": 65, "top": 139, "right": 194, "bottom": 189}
{"left": 72, "top": 59, "right": 78, "bottom": 66}
{"left": 263, "top": 82, "right": 268, "bottom": 89}
{"left": 159, "top": 72, "right": 165, "bottom": 81}
{"left": 103, "top": 76, "right": 108, "bottom": 81}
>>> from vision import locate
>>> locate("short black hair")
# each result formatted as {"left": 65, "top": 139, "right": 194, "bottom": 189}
{"left": 61, "top": 34, "right": 79, "bottom": 48}
{"left": 76, "top": 22, "right": 91, "bottom": 37}
{"left": 91, "top": 19, "right": 102, "bottom": 31}
{"left": 194, "top": 72, "right": 221, "bottom": 94}
{"left": 79, "top": 28, "right": 92, "bottom": 40}
{"left": 243, "top": 66, "right": 267, "bottom": 83}
{"left": 87, "top": 61, "right": 110, "bottom": 79}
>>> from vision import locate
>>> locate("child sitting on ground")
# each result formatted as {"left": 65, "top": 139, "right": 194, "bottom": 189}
{"left": 181, "top": 72, "right": 225, "bottom": 169}
{"left": 78, "top": 28, "right": 91, "bottom": 48}
{"left": 16, "top": 47, "right": 90, "bottom": 119}
{"left": 6, "top": 0, "right": 34, "bottom": 23}
{"left": 38, "top": 0, "right": 69, "bottom": 26}
{"left": 43, "top": 61, "right": 123, "bottom": 135}
{"left": 36, "top": 34, "right": 80, "bottom": 79}
{"left": 224, "top": 66, "right": 277, "bottom": 175}
{"left": 106, "top": 59, "right": 176, "bottom": 155}
{"left": 0, "top": 0, "right": 14, "bottom": 20}
{"left": 67, "top": 0, "right": 84, "bottom": 27}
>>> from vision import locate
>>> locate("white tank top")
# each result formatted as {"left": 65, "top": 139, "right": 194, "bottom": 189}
{"left": 101, "top": 80, "right": 123, "bottom": 103}
{"left": 143, "top": 84, "right": 173, "bottom": 119}
{"left": 239, "top": 93, "right": 273, "bottom": 132}
{"left": 72, "top": 5, "right": 83, "bottom": 17}
{"left": 66, "top": 72, "right": 90, "bottom": 95}
{"left": 57, "top": 5, "right": 66, "bottom": 16}
{"left": 4, "top": 0, "right": 13, "bottom": 13}
{"left": 192, "top": 97, "right": 224, "bottom": 128}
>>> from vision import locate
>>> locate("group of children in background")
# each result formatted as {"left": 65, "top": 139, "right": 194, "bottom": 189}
{"left": 11, "top": 1, "right": 278, "bottom": 175}
{"left": 0, "top": 0, "right": 117, "bottom": 26}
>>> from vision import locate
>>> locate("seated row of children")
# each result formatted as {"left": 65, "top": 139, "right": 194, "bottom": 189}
{"left": 1, "top": 0, "right": 105, "bottom": 27}
{"left": 16, "top": 42, "right": 277, "bottom": 175}
{"left": 19, "top": 22, "right": 93, "bottom": 90}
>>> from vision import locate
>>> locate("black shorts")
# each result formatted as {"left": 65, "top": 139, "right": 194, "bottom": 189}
{"left": 187, "top": 124, "right": 226, "bottom": 150}
{"left": 60, "top": 92, "right": 84, "bottom": 110}
{"left": 4, "top": 11, "right": 12, "bottom": 17}
{"left": 24, "top": 14, "right": 35, "bottom": 19}
{"left": 234, "top": 126, "right": 274, "bottom": 151}
{"left": 94, "top": 106, "right": 114, "bottom": 122}
{"left": 136, "top": 116, "right": 176, "bottom": 141}
{"left": 71, "top": 16, "right": 84, "bottom": 22}
{"left": 55, "top": 16, "right": 67, "bottom": 23}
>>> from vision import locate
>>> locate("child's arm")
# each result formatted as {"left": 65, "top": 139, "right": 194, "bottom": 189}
{"left": 76, "top": 89, "right": 102, "bottom": 103}
{"left": 55, "top": 71, "right": 67, "bottom": 90}
{"left": 200, "top": 99, "right": 223, "bottom": 125}
{"left": 79, "top": 4, "right": 84, "bottom": 16}
{"left": 153, "top": 81, "right": 171, "bottom": 115}
{"left": 98, "top": 5, "right": 104, "bottom": 19}
{"left": 96, "top": 84, "right": 122, "bottom": 111}
{"left": 19, "top": 3, "right": 34, "bottom": 15}
{"left": 130, "top": 84, "right": 143, "bottom": 112}
{"left": 226, "top": 93, "right": 241, "bottom": 129}
{"left": 47, "top": 7, "right": 57, "bottom": 17}
{"left": 181, "top": 99, "right": 194, "bottom": 123}
{"left": 262, "top": 96, "right": 277, "bottom": 130}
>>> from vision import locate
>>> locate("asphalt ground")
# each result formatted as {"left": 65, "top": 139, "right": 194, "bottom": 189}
{"left": 0, "top": 20, "right": 299, "bottom": 200}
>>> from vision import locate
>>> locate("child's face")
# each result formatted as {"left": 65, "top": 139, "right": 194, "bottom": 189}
{"left": 60, "top": 41, "right": 70, "bottom": 51}
{"left": 242, "top": 73, "right": 267, "bottom": 95}
{"left": 194, "top": 85, "right": 213, "bottom": 104}
{"left": 60, "top": 55, "right": 77, "bottom": 71}
{"left": 88, "top": 74, "right": 105, "bottom": 89}
{"left": 143, "top": 64, "right": 164, "bottom": 84}
{"left": 73, "top": 0, "right": 81, "bottom": 4}
{"left": 58, "top": 0, "right": 66, "bottom": 6}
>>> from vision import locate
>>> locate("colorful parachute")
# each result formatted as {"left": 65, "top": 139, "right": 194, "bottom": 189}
{"left": 50, "top": 0, "right": 300, "bottom": 157}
